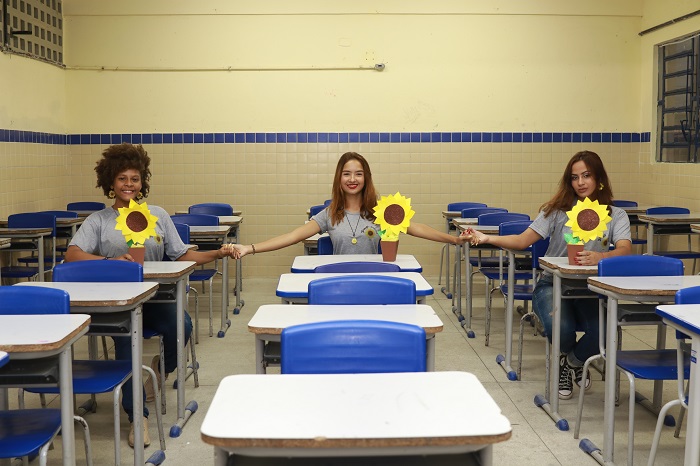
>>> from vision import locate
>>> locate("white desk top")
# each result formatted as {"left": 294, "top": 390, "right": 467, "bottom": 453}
{"left": 143, "top": 260, "right": 196, "bottom": 279}
{"left": 539, "top": 256, "right": 598, "bottom": 275}
{"left": 453, "top": 222, "right": 500, "bottom": 235}
{"left": 290, "top": 254, "right": 422, "bottom": 273}
{"left": 0, "top": 238, "right": 10, "bottom": 247}
{"left": 217, "top": 216, "right": 242, "bottom": 226}
{"left": 248, "top": 304, "right": 443, "bottom": 335}
{"left": 201, "top": 371, "right": 511, "bottom": 453}
{"left": 189, "top": 225, "right": 232, "bottom": 236}
{"left": 0, "top": 227, "right": 52, "bottom": 236}
{"left": 175, "top": 210, "right": 242, "bottom": 216}
{"left": 276, "top": 272, "right": 434, "bottom": 299}
{"left": 587, "top": 275, "right": 700, "bottom": 298}
{"left": 15, "top": 282, "right": 159, "bottom": 311}
{"left": 0, "top": 314, "right": 91, "bottom": 356}
{"left": 637, "top": 213, "right": 700, "bottom": 224}
{"left": 656, "top": 304, "right": 700, "bottom": 335}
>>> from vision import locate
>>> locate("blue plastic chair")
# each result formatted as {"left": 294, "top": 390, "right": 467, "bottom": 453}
{"left": 646, "top": 207, "right": 700, "bottom": 272}
{"left": 471, "top": 215, "right": 532, "bottom": 345}
{"left": 1, "top": 212, "right": 58, "bottom": 282}
{"left": 313, "top": 261, "right": 400, "bottom": 273}
{"left": 439, "top": 202, "right": 488, "bottom": 298}
{"left": 51, "top": 261, "right": 174, "bottom": 425}
{"left": 308, "top": 275, "right": 416, "bottom": 305}
{"left": 0, "top": 287, "right": 97, "bottom": 466}
{"left": 611, "top": 200, "right": 647, "bottom": 249}
{"left": 648, "top": 286, "right": 700, "bottom": 465}
{"left": 281, "top": 320, "right": 427, "bottom": 374}
{"left": 174, "top": 223, "right": 218, "bottom": 340}
{"left": 574, "top": 255, "right": 686, "bottom": 464}
{"left": 317, "top": 235, "right": 333, "bottom": 255}
{"left": 323, "top": 199, "right": 332, "bottom": 206}
{"left": 308, "top": 204, "right": 326, "bottom": 219}
{"left": 188, "top": 203, "right": 234, "bottom": 216}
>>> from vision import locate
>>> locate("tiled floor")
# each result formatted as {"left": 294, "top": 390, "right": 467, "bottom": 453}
{"left": 23, "top": 273, "right": 688, "bottom": 465}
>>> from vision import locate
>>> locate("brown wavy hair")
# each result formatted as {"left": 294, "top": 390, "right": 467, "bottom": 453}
{"left": 94, "top": 143, "right": 151, "bottom": 199}
{"left": 541, "top": 150, "right": 613, "bottom": 217}
{"left": 328, "top": 152, "right": 378, "bottom": 225}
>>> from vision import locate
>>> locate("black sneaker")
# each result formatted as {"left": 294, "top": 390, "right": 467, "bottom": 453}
{"left": 572, "top": 364, "right": 592, "bottom": 391}
{"left": 558, "top": 354, "right": 574, "bottom": 400}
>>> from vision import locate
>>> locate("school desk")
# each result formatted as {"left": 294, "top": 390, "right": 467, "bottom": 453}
{"left": 290, "top": 253, "right": 422, "bottom": 273}
{"left": 200, "top": 372, "right": 512, "bottom": 466}
{"left": 637, "top": 213, "right": 700, "bottom": 255}
{"left": 0, "top": 226, "right": 53, "bottom": 281}
{"left": 0, "top": 314, "right": 90, "bottom": 466}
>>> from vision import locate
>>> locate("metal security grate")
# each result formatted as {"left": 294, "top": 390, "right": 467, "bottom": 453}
{"left": 1, "top": 0, "right": 63, "bottom": 66}
{"left": 657, "top": 35, "right": 700, "bottom": 162}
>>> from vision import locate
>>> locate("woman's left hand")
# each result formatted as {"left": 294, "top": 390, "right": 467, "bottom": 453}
{"left": 576, "top": 250, "right": 605, "bottom": 266}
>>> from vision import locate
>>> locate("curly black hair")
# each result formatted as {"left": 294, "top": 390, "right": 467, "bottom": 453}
{"left": 94, "top": 143, "right": 151, "bottom": 198}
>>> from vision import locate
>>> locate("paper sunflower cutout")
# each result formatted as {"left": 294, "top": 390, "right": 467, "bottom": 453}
{"left": 564, "top": 197, "right": 611, "bottom": 243}
{"left": 115, "top": 199, "right": 159, "bottom": 247}
{"left": 373, "top": 192, "right": 415, "bottom": 241}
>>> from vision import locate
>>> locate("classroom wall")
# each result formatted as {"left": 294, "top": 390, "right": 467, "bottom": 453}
{"left": 1, "top": 1, "right": 699, "bottom": 278}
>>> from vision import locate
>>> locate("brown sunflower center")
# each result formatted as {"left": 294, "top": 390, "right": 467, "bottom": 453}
{"left": 384, "top": 204, "right": 405, "bottom": 226}
{"left": 577, "top": 209, "right": 600, "bottom": 231}
{"left": 126, "top": 211, "right": 148, "bottom": 232}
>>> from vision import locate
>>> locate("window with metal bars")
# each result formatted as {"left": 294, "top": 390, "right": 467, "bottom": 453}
{"left": 657, "top": 34, "right": 700, "bottom": 162}
{"left": 1, "top": 0, "right": 63, "bottom": 66}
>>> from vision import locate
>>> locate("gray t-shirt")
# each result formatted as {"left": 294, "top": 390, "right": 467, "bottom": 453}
{"left": 69, "top": 205, "right": 189, "bottom": 261}
{"left": 529, "top": 205, "right": 631, "bottom": 276}
{"left": 312, "top": 208, "right": 381, "bottom": 255}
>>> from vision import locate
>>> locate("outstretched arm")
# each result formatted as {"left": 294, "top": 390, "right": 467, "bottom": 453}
{"left": 463, "top": 227, "right": 542, "bottom": 251}
{"left": 232, "top": 220, "right": 322, "bottom": 259}
{"left": 406, "top": 222, "right": 469, "bottom": 245}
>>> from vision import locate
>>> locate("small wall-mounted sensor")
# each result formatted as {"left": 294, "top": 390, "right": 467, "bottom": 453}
{"left": 374, "top": 63, "right": 386, "bottom": 71}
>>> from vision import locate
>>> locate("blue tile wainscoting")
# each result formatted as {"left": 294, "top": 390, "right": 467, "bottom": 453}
{"left": 0, "top": 129, "right": 651, "bottom": 145}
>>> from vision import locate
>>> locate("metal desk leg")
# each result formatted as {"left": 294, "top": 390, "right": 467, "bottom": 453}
{"left": 646, "top": 223, "right": 655, "bottom": 255}
{"left": 131, "top": 305, "right": 144, "bottom": 465}
{"left": 218, "top": 256, "right": 232, "bottom": 337}
{"left": 37, "top": 236, "right": 45, "bottom": 281}
{"left": 497, "top": 250, "right": 517, "bottom": 381}
{"left": 684, "top": 335, "right": 700, "bottom": 465}
{"left": 255, "top": 336, "right": 265, "bottom": 374}
{"left": 170, "top": 280, "right": 198, "bottom": 438}
{"left": 534, "top": 273, "right": 569, "bottom": 431}
{"left": 580, "top": 297, "right": 619, "bottom": 465}
{"left": 426, "top": 336, "right": 436, "bottom": 372}
{"left": 59, "top": 346, "right": 77, "bottom": 466}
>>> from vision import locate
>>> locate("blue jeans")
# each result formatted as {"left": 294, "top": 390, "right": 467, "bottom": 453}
{"left": 114, "top": 302, "right": 193, "bottom": 422}
{"left": 532, "top": 275, "right": 602, "bottom": 367}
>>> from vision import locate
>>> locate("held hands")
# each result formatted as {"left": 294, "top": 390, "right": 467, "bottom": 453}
{"left": 460, "top": 228, "right": 489, "bottom": 247}
{"left": 229, "top": 244, "right": 251, "bottom": 260}
{"left": 219, "top": 243, "right": 238, "bottom": 259}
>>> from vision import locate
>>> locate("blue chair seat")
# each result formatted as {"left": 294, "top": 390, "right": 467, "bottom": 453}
{"left": 0, "top": 266, "right": 42, "bottom": 279}
{"left": 0, "top": 409, "right": 62, "bottom": 457}
{"left": 28, "top": 360, "right": 132, "bottom": 395}
{"left": 615, "top": 350, "right": 690, "bottom": 380}
{"left": 501, "top": 283, "right": 536, "bottom": 301}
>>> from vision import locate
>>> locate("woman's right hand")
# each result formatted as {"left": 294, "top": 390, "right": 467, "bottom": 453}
{"left": 112, "top": 254, "right": 135, "bottom": 262}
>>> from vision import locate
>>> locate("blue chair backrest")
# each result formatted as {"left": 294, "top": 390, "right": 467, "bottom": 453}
{"left": 188, "top": 203, "right": 233, "bottom": 216}
{"left": 323, "top": 199, "right": 332, "bottom": 207}
{"left": 461, "top": 207, "right": 507, "bottom": 218}
{"left": 170, "top": 214, "right": 219, "bottom": 226}
{"left": 66, "top": 202, "right": 105, "bottom": 211}
{"left": 308, "top": 275, "right": 416, "bottom": 305}
{"left": 8, "top": 212, "right": 57, "bottom": 236}
{"left": 314, "top": 262, "right": 401, "bottom": 273}
{"left": 174, "top": 223, "right": 190, "bottom": 244}
{"left": 37, "top": 210, "right": 79, "bottom": 219}
{"left": 447, "top": 202, "right": 487, "bottom": 211}
{"left": 675, "top": 286, "right": 700, "bottom": 304}
{"left": 53, "top": 260, "right": 143, "bottom": 283}
{"left": 497, "top": 220, "right": 549, "bottom": 268}
{"left": 478, "top": 212, "right": 530, "bottom": 226}
{"left": 646, "top": 206, "right": 689, "bottom": 215}
{"left": 309, "top": 205, "right": 326, "bottom": 218}
{"left": 598, "top": 255, "right": 684, "bottom": 277}
{"left": 317, "top": 235, "right": 333, "bottom": 255}
{"left": 281, "top": 320, "right": 427, "bottom": 374}
{"left": 0, "top": 287, "right": 70, "bottom": 315}
{"left": 612, "top": 200, "right": 638, "bottom": 208}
